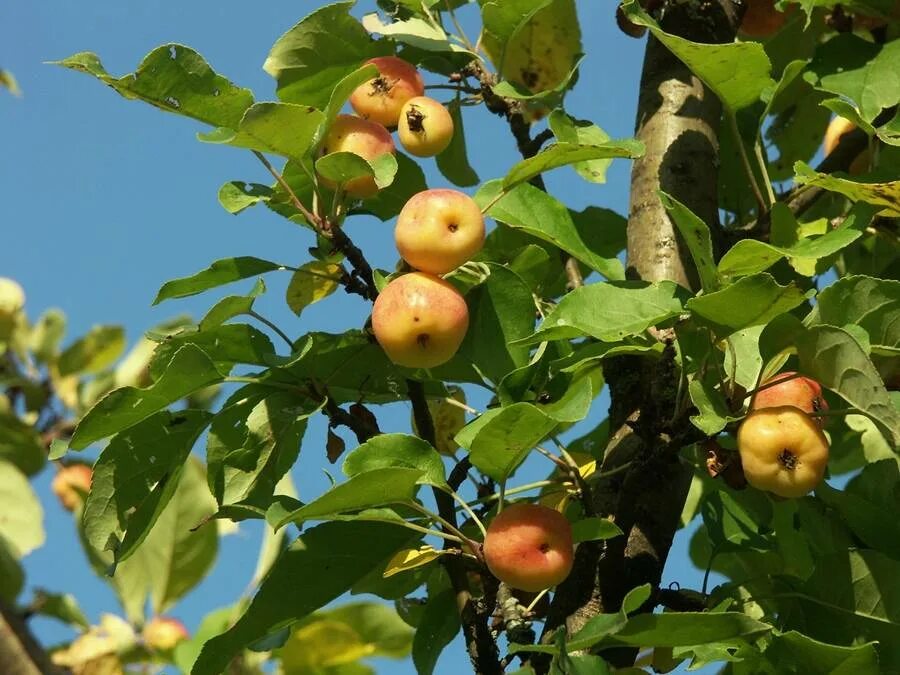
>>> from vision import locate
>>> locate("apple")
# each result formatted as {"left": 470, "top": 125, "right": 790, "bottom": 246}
{"left": 320, "top": 114, "right": 395, "bottom": 199}
{"left": 737, "top": 406, "right": 830, "bottom": 498}
{"left": 371, "top": 272, "right": 469, "bottom": 369}
{"left": 823, "top": 116, "right": 869, "bottom": 175}
{"left": 397, "top": 96, "right": 455, "bottom": 158}
{"left": 51, "top": 463, "right": 93, "bottom": 512}
{"left": 394, "top": 189, "right": 485, "bottom": 275}
{"left": 142, "top": 616, "right": 189, "bottom": 651}
{"left": 750, "top": 371, "right": 828, "bottom": 426}
{"left": 483, "top": 502, "right": 574, "bottom": 592}
{"left": 739, "top": 0, "right": 791, "bottom": 38}
{"left": 349, "top": 56, "right": 425, "bottom": 128}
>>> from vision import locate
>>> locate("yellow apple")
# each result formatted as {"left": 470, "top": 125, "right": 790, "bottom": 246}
{"left": 142, "top": 616, "right": 189, "bottom": 651}
{"left": 349, "top": 56, "right": 425, "bottom": 128}
{"left": 371, "top": 272, "right": 469, "bottom": 369}
{"left": 483, "top": 502, "right": 574, "bottom": 592}
{"left": 394, "top": 189, "right": 485, "bottom": 275}
{"left": 397, "top": 96, "right": 454, "bottom": 158}
{"left": 737, "top": 406, "right": 830, "bottom": 499}
{"left": 51, "top": 463, "right": 93, "bottom": 512}
{"left": 320, "top": 115, "right": 395, "bottom": 199}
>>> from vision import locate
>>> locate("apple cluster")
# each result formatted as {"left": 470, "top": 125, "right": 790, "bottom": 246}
{"left": 737, "top": 372, "right": 831, "bottom": 498}
{"left": 325, "top": 56, "right": 485, "bottom": 370}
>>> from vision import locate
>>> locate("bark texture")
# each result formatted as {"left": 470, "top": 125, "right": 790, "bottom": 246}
{"left": 537, "top": 2, "right": 741, "bottom": 668}
{"left": 0, "top": 599, "right": 65, "bottom": 674}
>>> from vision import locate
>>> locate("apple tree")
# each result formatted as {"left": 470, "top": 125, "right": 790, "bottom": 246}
{"left": 2, "top": 0, "right": 900, "bottom": 673}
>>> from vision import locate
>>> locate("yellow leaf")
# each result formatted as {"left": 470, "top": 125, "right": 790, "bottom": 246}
{"left": 383, "top": 545, "right": 447, "bottom": 577}
{"left": 285, "top": 262, "right": 342, "bottom": 316}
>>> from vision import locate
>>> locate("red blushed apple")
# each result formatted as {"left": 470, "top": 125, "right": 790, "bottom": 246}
{"left": 51, "top": 463, "right": 93, "bottom": 512}
{"left": 395, "top": 189, "right": 485, "bottom": 275}
{"left": 739, "top": 0, "right": 792, "bottom": 38}
{"left": 737, "top": 406, "right": 830, "bottom": 498}
{"left": 483, "top": 503, "right": 574, "bottom": 592}
{"left": 750, "top": 371, "right": 828, "bottom": 426}
{"left": 349, "top": 56, "right": 425, "bottom": 128}
{"left": 320, "top": 115, "right": 395, "bottom": 199}
{"left": 143, "top": 616, "right": 189, "bottom": 651}
{"left": 371, "top": 272, "right": 469, "bottom": 369}
{"left": 397, "top": 96, "right": 455, "bottom": 158}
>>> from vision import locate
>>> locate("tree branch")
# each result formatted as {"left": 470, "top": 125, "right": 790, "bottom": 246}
{"left": 0, "top": 598, "right": 66, "bottom": 674}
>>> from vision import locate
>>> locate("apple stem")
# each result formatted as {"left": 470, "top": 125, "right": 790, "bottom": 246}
{"left": 398, "top": 519, "right": 465, "bottom": 545}
{"left": 497, "top": 481, "right": 506, "bottom": 514}
{"left": 252, "top": 150, "right": 320, "bottom": 228}
{"left": 524, "top": 588, "right": 550, "bottom": 614}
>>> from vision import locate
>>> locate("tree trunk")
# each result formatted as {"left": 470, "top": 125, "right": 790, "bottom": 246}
{"left": 537, "top": 1, "right": 741, "bottom": 668}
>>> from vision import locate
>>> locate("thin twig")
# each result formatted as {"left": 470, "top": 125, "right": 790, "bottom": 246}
{"left": 248, "top": 310, "right": 294, "bottom": 351}
{"left": 727, "top": 111, "right": 767, "bottom": 213}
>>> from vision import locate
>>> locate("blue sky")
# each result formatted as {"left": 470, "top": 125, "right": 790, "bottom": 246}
{"left": 3, "top": 2, "right": 712, "bottom": 672}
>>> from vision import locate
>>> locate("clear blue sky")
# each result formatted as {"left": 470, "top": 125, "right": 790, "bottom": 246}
{"left": 3, "top": 2, "right": 712, "bottom": 672}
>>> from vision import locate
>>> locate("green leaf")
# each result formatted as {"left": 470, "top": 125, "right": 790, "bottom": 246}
{"left": 0, "top": 461, "right": 43, "bottom": 558}
{"left": 810, "top": 275, "right": 900, "bottom": 353}
{"left": 458, "top": 264, "right": 534, "bottom": 384}
{"left": 275, "top": 468, "right": 426, "bottom": 529}
{"left": 458, "top": 403, "right": 558, "bottom": 482}
{"left": 83, "top": 410, "right": 211, "bottom": 566}
{"left": 785, "top": 324, "right": 899, "bottom": 448}
{"left": 29, "top": 590, "right": 90, "bottom": 630}
{"left": 263, "top": 2, "right": 380, "bottom": 108}
{"left": 0, "top": 68, "right": 21, "bottom": 97}
{"left": 659, "top": 192, "right": 719, "bottom": 292}
{"left": 191, "top": 521, "right": 415, "bottom": 674}
{"left": 343, "top": 434, "right": 446, "bottom": 488}
{"left": 480, "top": 0, "right": 581, "bottom": 95}
{"left": 764, "top": 631, "right": 880, "bottom": 674}
{"left": 207, "top": 388, "right": 316, "bottom": 508}
{"left": 794, "top": 161, "right": 900, "bottom": 216}
{"left": 57, "top": 325, "right": 125, "bottom": 377}
{"left": 0, "top": 539, "right": 22, "bottom": 603}
{"left": 571, "top": 517, "right": 622, "bottom": 543}
{"left": 620, "top": 0, "right": 774, "bottom": 111}
{"left": 29, "top": 308, "right": 66, "bottom": 363}
{"left": 320, "top": 64, "right": 379, "bottom": 142}
{"left": 70, "top": 345, "right": 223, "bottom": 450}
{"left": 702, "top": 491, "right": 773, "bottom": 552}
{"left": 718, "top": 202, "right": 872, "bottom": 279}
{"left": 518, "top": 281, "right": 686, "bottom": 345}
{"left": 503, "top": 142, "right": 644, "bottom": 191}
{"left": 689, "top": 376, "right": 741, "bottom": 436}
{"left": 315, "top": 151, "right": 398, "bottom": 189}
{"left": 362, "top": 13, "right": 474, "bottom": 55}
{"left": 53, "top": 45, "right": 253, "bottom": 127}
{"left": 94, "top": 457, "right": 218, "bottom": 622}
{"left": 798, "top": 548, "right": 900, "bottom": 670}
{"left": 218, "top": 181, "right": 272, "bottom": 215}
{"left": 357, "top": 153, "right": 429, "bottom": 221}
{"left": 286, "top": 261, "right": 342, "bottom": 317}
{"left": 412, "top": 588, "right": 460, "bottom": 675}
{"left": 0, "top": 413, "right": 46, "bottom": 476}
{"left": 198, "top": 102, "right": 323, "bottom": 163}
{"left": 436, "top": 99, "right": 479, "bottom": 187}
{"left": 806, "top": 34, "right": 900, "bottom": 142}
{"left": 278, "top": 602, "right": 413, "bottom": 670}
{"left": 548, "top": 110, "right": 613, "bottom": 183}
{"left": 686, "top": 274, "right": 812, "bottom": 336}
{"left": 199, "top": 279, "right": 266, "bottom": 331}
{"left": 476, "top": 180, "right": 625, "bottom": 280}
{"left": 606, "top": 612, "right": 771, "bottom": 648}
{"left": 154, "top": 257, "right": 286, "bottom": 304}
{"left": 273, "top": 331, "right": 448, "bottom": 404}
{"left": 148, "top": 324, "right": 275, "bottom": 379}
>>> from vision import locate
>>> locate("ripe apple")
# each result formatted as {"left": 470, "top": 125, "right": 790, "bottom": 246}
{"left": 319, "top": 114, "right": 395, "bottom": 199}
{"left": 349, "top": 56, "right": 425, "bottom": 128}
{"left": 371, "top": 272, "right": 469, "bottom": 369}
{"left": 750, "top": 371, "right": 828, "bottom": 426}
{"left": 823, "top": 116, "right": 869, "bottom": 175}
{"left": 397, "top": 96, "right": 455, "bottom": 158}
{"left": 739, "top": 0, "right": 791, "bottom": 38}
{"left": 143, "top": 616, "right": 189, "bottom": 651}
{"left": 395, "top": 189, "right": 485, "bottom": 275}
{"left": 51, "top": 463, "right": 93, "bottom": 512}
{"left": 737, "top": 406, "right": 830, "bottom": 498}
{"left": 483, "top": 502, "right": 574, "bottom": 592}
